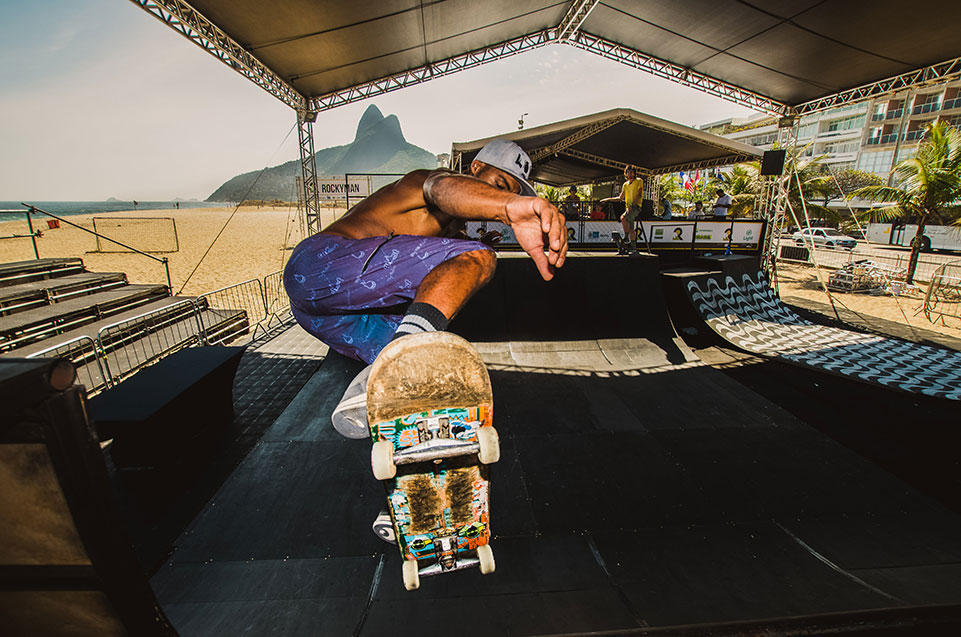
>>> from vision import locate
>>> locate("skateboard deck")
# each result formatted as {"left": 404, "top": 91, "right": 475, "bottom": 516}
{"left": 611, "top": 231, "right": 633, "bottom": 255}
{"left": 366, "top": 331, "right": 498, "bottom": 591}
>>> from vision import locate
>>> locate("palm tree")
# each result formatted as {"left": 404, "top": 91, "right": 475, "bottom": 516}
{"left": 852, "top": 121, "right": 961, "bottom": 283}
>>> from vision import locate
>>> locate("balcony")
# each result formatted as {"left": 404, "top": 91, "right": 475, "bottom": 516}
{"left": 871, "top": 113, "right": 886, "bottom": 122}
{"left": 912, "top": 102, "right": 941, "bottom": 115}
{"left": 903, "top": 129, "right": 926, "bottom": 141}
{"left": 886, "top": 108, "right": 904, "bottom": 119}
{"left": 942, "top": 97, "right": 961, "bottom": 110}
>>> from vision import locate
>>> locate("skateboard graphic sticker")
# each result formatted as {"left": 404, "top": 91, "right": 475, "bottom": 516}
{"left": 366, "top": 331, "right": 498, "bottom": 590}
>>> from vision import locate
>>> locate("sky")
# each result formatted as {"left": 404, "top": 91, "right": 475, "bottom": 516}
{"left": 0, "top": 0, "right": 761, "bottom": 201}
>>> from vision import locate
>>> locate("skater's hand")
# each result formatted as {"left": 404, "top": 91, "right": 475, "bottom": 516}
{"left": 505, "top": 196, "right": 568, "bottom": 280}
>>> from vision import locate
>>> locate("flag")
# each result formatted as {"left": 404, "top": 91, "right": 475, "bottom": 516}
{"left": 681, "top": 171, "right": 694, "bottom": 192}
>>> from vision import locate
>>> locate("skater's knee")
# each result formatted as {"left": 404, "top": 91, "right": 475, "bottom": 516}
{"left": 456, "top": 249, "right": 497, "bottom": 284}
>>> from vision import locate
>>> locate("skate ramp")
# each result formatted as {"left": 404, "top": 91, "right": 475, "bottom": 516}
{"left": 678, "top": 269, "right": 961, "bottom": 400}
{"left": 148, "top": 256, "right": 961, "bottom": 635}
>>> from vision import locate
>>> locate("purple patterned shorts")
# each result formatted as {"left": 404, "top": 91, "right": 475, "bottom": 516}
{"left": 283, "top": 233, "right": 492, "bottom": 363}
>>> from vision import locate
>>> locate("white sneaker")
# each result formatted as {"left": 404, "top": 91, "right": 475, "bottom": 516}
{"left": 331, "top": 365, "right": 371, "bottom": 439}
{"left": 372, "top": 510, "right": 396, "bottom": 544}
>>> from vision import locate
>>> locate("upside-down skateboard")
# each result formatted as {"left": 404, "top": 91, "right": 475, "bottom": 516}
{"left": 366, "top": 331, "right": 499, "bottom": 591}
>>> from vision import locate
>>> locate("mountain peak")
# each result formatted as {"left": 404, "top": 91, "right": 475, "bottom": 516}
{"left": 354, "top": 104, "right": 385, "bottom": 141}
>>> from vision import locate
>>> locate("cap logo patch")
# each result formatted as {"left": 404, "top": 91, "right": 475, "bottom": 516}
{"left": 514, "top": 154, "right": 530, "bottom": 176}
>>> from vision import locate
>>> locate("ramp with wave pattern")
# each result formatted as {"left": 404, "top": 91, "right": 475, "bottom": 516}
{"left": 686, "top": 271, "right": 961, "bottom": 400}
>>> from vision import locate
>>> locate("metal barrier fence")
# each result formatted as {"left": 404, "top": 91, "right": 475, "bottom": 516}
{"left": 24, "top": 271, "right": 294, "bottom": 395}
{"left": 777, "top": 241, "right": 943, "bottom": 283}
{"left": 196, "top": 278, "right": 266, "bottom": 344}
{"left": 924, "top": 261, "right": 961, "bottom": 327}
{"left": 263, "top": 269, "right": 289, "bottom": 319}
{"left": 97, "top": 300, "right": 204, "bottom": 386}
{"left": 26, "top": 336, "right": 108, "bottom": 394}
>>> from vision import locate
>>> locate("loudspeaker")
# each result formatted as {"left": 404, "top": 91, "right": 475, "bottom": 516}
{"left": 760, "top": 149, "right": 786, "bottom": 176}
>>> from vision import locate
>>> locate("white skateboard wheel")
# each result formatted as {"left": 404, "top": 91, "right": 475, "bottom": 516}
{"left": 402, "top": 559, "right": 420, "bottom": 590}
{"left": 477, "top": 543, "right": 495, "bottom": 575}
{"left": 477, "top": 426, "right": 500, "bottom": 464}
{"left": 371, "top": 440, "right": 396, "bottom": 480}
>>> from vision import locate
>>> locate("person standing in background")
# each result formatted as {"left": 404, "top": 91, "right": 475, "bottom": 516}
{"left": 602, "top": 166, "right": 644, "bottom": 249}
{"left": 712, "top": 189, "right": 732, "bottom": 218}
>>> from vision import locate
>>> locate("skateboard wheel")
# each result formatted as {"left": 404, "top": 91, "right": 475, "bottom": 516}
{"left": 371, "top": 440, "right": 396, "bottom": 480}
{"left": 476, "top": 426, "right": 500, "bottom": 464}
{"left": 477, "top": 543, "right": 495, "bottom": 575}
{"left": 402, "top": 559, "right": 420, "bottom": 591}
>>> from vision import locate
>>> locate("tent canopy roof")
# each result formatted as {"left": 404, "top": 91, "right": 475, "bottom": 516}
{"left": 182, "top": 0, "right": 961, "bottom": 110}
{"left": 451, "top": 108, "right": 762, "bottom": 186}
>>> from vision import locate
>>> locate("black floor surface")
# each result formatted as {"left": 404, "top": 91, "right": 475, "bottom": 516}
{"left": 149, "top": 257, "right": 961, "bottom": 635}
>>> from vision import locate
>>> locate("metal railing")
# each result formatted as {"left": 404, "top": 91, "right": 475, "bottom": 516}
{"left": 26, "top": 336, "right": 108, "bottom": 394}
{"left": 22, "top": 270, "right": 294, "bottom": 395}
{"left": 924, "top": 261, "right": 961, "bottom": 327}
{"left": 778, "top": 242, "right": 942, "bottom": 283}
{"left": 942, "top": 97, "right": 961, "bottom": 110}
{"left": 913, "top": 101, "right": 941, "bottom": 115}
{"left": 96, "top": 300, "right": 204, "bottom": 386}
{"left": 263, "top": 269, "right": 290, "bottom": 319}
{"left": 0, "top": 209, "right": 41, "bottom": 258}
{"left": 22, "top": 204, "right": 172, "bottom": 292}
{"left": 195, "top": 278, "right": 265, "bottom": 344}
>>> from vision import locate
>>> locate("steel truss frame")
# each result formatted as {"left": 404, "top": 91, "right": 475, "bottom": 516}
{"left": 127, "top": 0, "right": 306, "bottom": 110}
{"left": 297, "top": 113, "right": 322, "bottom": 236}
{"left": 311, "top": 31, "right": 555, "bottom": 112}
{"left": 564, "top": 32, "right": 788, "bottom": 117}
{"left": 557, "top": 0, "right": 601, "bottom": 41}
{"left": 795, "top": 56, "right": 961, "bottom": 116}
{"left": 528, "top": 116, "right": 629, "bottom": 162}
{"left": 131, "top": 1, "right": 961, "bottom": 123}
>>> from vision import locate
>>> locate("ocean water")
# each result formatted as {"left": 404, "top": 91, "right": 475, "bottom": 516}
{"left": 0, "top": 201, "right": 233, "bottom": 219}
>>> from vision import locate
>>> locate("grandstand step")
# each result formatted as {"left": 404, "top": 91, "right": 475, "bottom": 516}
{"left": 0, "top": 272, "right": 128, "bottom": 316}
{"left": 0, "top": 284, "right": 170, "bottom": 352}
{"left": 5, "top": 297, "right": 250, "bottom": 394}
{"left": 0, "top": 258, "right": 85, "bottom": 287}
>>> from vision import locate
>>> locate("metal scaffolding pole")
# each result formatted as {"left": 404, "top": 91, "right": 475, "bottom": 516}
{"left": 760, "top": 118, "right": 799, "bottom": 279}
{"left": 297, "top": 111, "right": 321, "bottom": 237}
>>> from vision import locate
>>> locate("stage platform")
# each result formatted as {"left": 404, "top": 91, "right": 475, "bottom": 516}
{"left": 143, "top": 256, "right": 961, "bottom": 635}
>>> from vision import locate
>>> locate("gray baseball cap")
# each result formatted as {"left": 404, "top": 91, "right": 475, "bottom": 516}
{"left": 474, "top": 139, "right": 536, "bottom": 196}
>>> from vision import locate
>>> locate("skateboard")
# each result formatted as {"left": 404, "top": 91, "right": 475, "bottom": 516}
{"left": 611, "top": 231, "right": 637, "bottom": 255}
{"left": 366, "top": 331, "right": 499, "bottom": 591}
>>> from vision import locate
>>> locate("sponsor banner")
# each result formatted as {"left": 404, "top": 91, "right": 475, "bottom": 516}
{"left": 731, "top": 222, "right": 762, "bottom": 245}
{"left": 644, "top": 221, "right": 695, "bottom": 244}
{"left": 466, "top": 220, "right": 762, "bottom": 247}
{"left": 314, "top": 176, "right": 372, "bottom": 201}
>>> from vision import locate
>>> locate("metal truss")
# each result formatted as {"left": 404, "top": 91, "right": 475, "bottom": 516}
{"left": 529, "top": 116, "right": 629, "bottom": 162}
{"left": 565, "top": 32, "right": 787, "bottom": 117}
{"left": 127, "top": 0, "right": 306, "bottom": 110}
{"left": 297, "top": 113, "right": 322, "bottom": 236}
{"left": 558, "top": 148, "right": 629, "bottom": 171}
{"left": 654, "top": 154, "right": 758, "bottom": 176}
{"left": 311, "top": 31, "right": 555, "bottom": 112}
{"left": 795, "top": 56, "right": 961, "bottom": 116}
{"left": 557, "top": 0, "right": 601, "bottom": 41}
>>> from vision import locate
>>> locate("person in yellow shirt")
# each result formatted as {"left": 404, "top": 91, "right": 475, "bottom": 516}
{"left": 603, "top": 166, "right": 644, "bottom": 250}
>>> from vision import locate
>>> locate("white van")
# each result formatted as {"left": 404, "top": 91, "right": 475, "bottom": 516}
{"left": 865, "top": 223, "right": 961, "bottom": 252}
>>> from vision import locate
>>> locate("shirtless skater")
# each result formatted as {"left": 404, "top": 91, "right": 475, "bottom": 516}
{"left": 283, "top": 139, "right": 568, "bottom": 440}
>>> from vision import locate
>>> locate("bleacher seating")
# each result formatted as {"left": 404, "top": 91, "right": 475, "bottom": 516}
{"left": 0, "top": 259, "right": 251, "bottom": 391}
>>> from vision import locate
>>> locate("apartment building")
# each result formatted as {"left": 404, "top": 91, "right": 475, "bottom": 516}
{"left": 699, "top": 77, "right": 961, "bottom": 182}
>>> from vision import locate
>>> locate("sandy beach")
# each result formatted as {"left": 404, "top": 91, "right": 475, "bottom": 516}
{"left": 0, "top": 206, "right": 344, "bottom": 296}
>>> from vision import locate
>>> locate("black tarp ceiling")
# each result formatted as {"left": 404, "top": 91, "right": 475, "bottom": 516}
{"left": 181, "top": 0, "right": 961, "bottom": 109}
{"left": 451, "top": 108, "right": 762, "bottom": 185}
